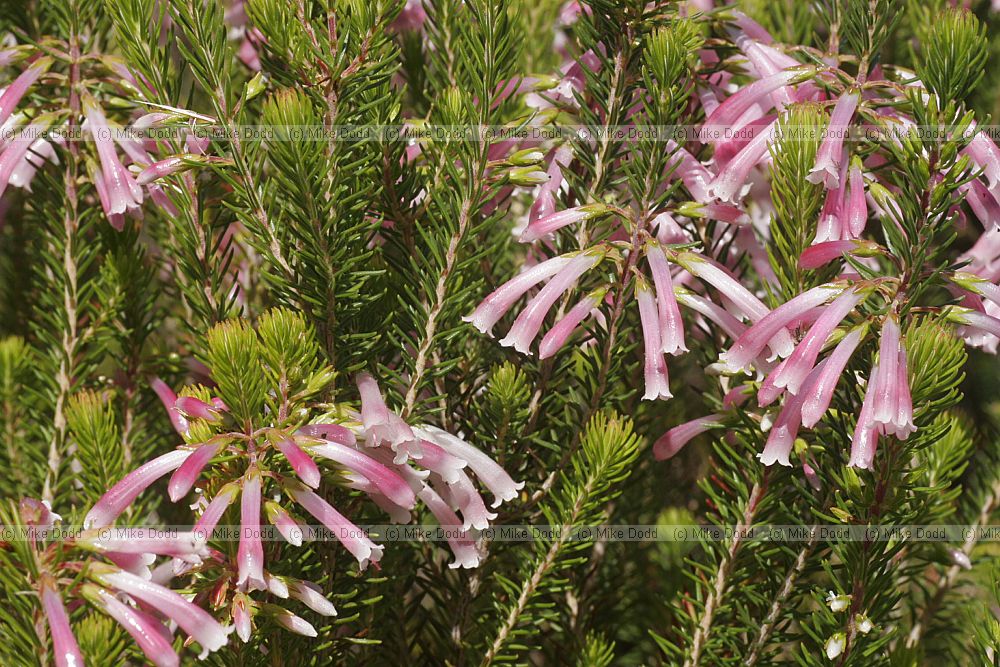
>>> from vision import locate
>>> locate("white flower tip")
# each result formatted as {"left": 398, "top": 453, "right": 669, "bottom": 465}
{"left": 825, "top": 633, "right": 846, "bottom": 660}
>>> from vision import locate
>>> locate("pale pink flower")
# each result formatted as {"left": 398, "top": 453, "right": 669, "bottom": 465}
{"left": 653, "top": 415, "right": 724, "bottom": 460}
{"left": 519, "top": 204, "right": 609, "bottom": 242}
{"left": 84, "top": 96, "right": 144, "bottom": 218}
{"left": 706, "top": 119, "right": 778, "bottom": 203}
{"left": 843, "top": 160, "right": 868, "bottom": 238}
{"left": 286, "top": 482, "right": 384, "bottom": 568}
{"left": 265, "top": 500, "right": 303, "bottom": 547}
{"left": 799, "top": 240, "right": 879, "bottom": 269}
{"left": 194, "top": 482, "right": 239, "bottom": 537}
{"left": 0, "top": 57, "right": 52, "bottom": 129}
{"left": 168, "top": 439, "right": 224, "bottom": 501}
{"left": 417, "top": 426, "right": 524, "bottom": 508}
{"left": 40, "top": 576, "right": 85, "bottom": 667}
{"left": 800, "top": 325, "right": 868, "bottom": 427}
{"left": 271, "top": 432, "right": 322, "bottom": 489}
{"left": 92, "top": 567, "right": 232, "bottom": 658}
{"left": 538, "top": 287, "right": 606, "bottom": 359}
{"left": 237, "top": 468, "right": 266, "bottom": 591}
{"left": 808, "top": 92, "right": 860, "bottom": 189}
{"left": 848, "top": 369, "right": 880, "bottom": 469}
{"left": 701, "top": 69, "right": 810, "bottom": 142}
{"left": 418, "top": 485, "right": 482, "bottom": 569}
{"left": 767, "top": 288, "right": 867, "bottom": 395}
{"left": 465, "top": 255, "right": 576, "bottom": 335}
{"left": 82, "top": 584, "right": 179, "bottom": 667}
{"left": 759, "top": 360, "right": 828, "bottom": 466}
{"left": 85, "top": 449, "right": 193, "bottom": 528}
{"left": 150, "top": 377, "right": 189, "bottom": 435}
{"left": 720, "top": 284, "right": 844, "bottom": 373}
{"left": 288, "top": 579, "right": 338, "bottom": 616}
{"left": 499, "top": 249, "right": 605, "bottom": 354}
{"left": 870, "top": 316, "right": 914, "bottom": 439}
{"left": 646, "top": 243, "right": 687, "bottom": 355}
{"left": 637, "top": 276, "right": 672, "bottom": 400}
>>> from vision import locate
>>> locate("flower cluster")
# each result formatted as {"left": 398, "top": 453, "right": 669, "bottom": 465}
{"left": 88, "top": 366, "right": 521, "bottom": 642}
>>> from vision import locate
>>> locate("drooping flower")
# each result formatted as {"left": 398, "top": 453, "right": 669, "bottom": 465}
{"left": 84, "top": 449, "right": 194, "bottom": 528}
{"left": 758, "top": 360, "right": 828, "bottom": 466}
{"left": 719, "top": 283, "right": 845, "bottom": 374}
{"left": 807, "top": 91, "right": 860, "bottom": 190}
{"left": 706, "top": 119, "right": 778, "bottom": 203}
{"left": 869, "top": 315, "right": 914, "bottom": 439}
{"left": 0, "top": 57, "right": 52, "bottom": 129}
{"left": 39, "top": 575, "right": 85, "bottom": 667}
{"left": 765, "top": 287, "right": 868, "bottom": 396}
{"left": 700, "top": 68, "right": 812, "bottom": 143}
{"left": 637, "top": 275, "right": 672, "bottom": 400}
{"left": 465, "top": 254, "right": 576, "bottom": 335}
{"left": 83, "top": 95, "right": 144, "bottom": 220}
{"left": 538, "top": 287, "right": 606, "bottom": 359}
{"left": 237, "top": 467, "right": 266, "bottom": 591}
{"left": 799, "top": 240, "right": 880, "bottom": 270}
{"left": 646, "top": 242, "right": 687, "bottom": 355}
{"left": 519, "top": 203, "right": 609, "bottom": 242}
{"left": 800, "top": 324, "right": 868, "bottom": 427}
{"left": 498, "top": 248, "right": 606, "bottom": 354}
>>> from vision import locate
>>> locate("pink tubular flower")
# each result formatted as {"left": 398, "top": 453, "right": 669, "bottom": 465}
{"left": 0, "top": 57, "right": 52, "bottom": 129}
{"left": 465, "top": 255, "right": 575, "bottom": 335}
{"left": 849, "top": 369, "right": 880, "bottom": 469}
{"left": 271, "top": 432, "right": 322, "bottom": 489}
{"left": 965, "top": 179, "right": 1000, "bottom": 230}
{"left": 719, "top": 284, "right": 844, "bottom": 373}
{"left": 665, "top": 141, "right": 714, "bottom": 201}
{"left": 637, "top": 276, "right": 672, "bottom": 400}
{"left": 286, "top": 482, "right": 384, "bottom": 568}
{"left": 799, "top": 239, "right": 879, "bottom": 269}
{"left": 653, "top": 415, "right": 724, "bottom": 460}
{"left": 78, "top": 531, "right": 209, "bottom": 564}
{"left": 174, "top": 395, "right": 223, "bottom": 421}
{"left": 82, "top": 584, "right": 179, "bottom": 667}
{"left": 40, "top": 576, "right": 85, "bottom": 667}
{"left": 808, "top": 92, "right": 860, "bottom": 189}
{"left": 674, "top": 288, "right": 747, "bottom": 340}
{"left": 964, "top": 128, "right": 1000, "bottom": 193}
{"left": 150, "top": 377, "right": 189, "bottom": 435}
{"left": 843, "top": 159, "right": 867, "bottom": 238}
{"left": 168, "top": 440, "right": 223, "bottom": 501}
{"left": 357, "top": 372, "right": 421, "bottom": 462}
{"left": 814, "top": 181, "right": 845, "bottom": 243}
{"left": 83, "top": 96, "right": 144, "bottom": 218}
{"left": 418, "top": 426, "right": 524, "bottom": 507}
{"left": 759, "top": 360, "right": 828, "bottom": 466}
{"left": 92, "top": 567, "right": 232, "bottom": 658}
{"left": 232, "top": 594, "right": 253, "bottom": 642}
{"left": 519, "top": 203, "right": 608, "bottom": 242}
{"left": 529, "top": 145, "right": 572, "bottom": 223}
{"left": 265, "top": 501, "right": 303, "bottom": 546}
{"left": 646, "top": 243, "right": 687, "bottom": 355}
{"left": 499, "top": 249, "right": 605, "bottom": 354}
{"left": 538, "top": 287, "right": 606, "bottom": 359}
{"left": 0, "top": 115, "right": 56, "bottom": 201}
{"left": 767, "top": 287, "right": 867, "bottom": 395}
{"left": 271, "top": 607, "right": 317, "bottom": 637}
{"left": 237, "top": 468, "right": 266, "bottom": 591}
{"left": 871, "top": 316, "right": 915, "bottom": 439}
{"left": 800, "top": 325, "right": 867, "bottom": 428}
{"left": 700, "top": 68, "right": 810, "bottom": 142}
{"left": 288, "top": 579, "right": 337, "bottom": 616}
{"left": 194, "top": 482, "right": 239, "bottom": 537}
{"left": 304, "top": 438, "right": 416, "bottom": 509}
{"left": 418, "top": 485, "right": 482, "bottom": 569}
{"left": 85, "top": 449, "right": 193, "bottom": 528}
{"left": 706, "top": 119, "right": 777, "bottom": 203}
